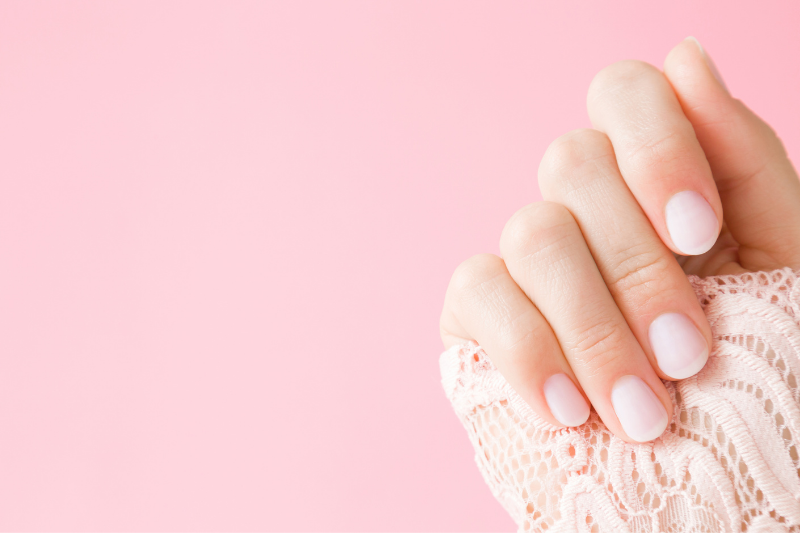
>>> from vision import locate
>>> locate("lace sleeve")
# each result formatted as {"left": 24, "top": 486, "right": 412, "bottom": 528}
{"left": 440, "top": 268, "right": 800, "bottom": 533}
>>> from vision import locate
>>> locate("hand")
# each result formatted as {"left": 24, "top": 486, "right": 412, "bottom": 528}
{"left": 440, "top": 37, "right": 800, "bottom": 443}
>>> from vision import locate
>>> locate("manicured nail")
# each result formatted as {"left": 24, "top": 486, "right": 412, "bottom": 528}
{"left": 665, "top": 190, "right": 719, "bottom": 255}
{"left": 686, "top": 36, "right": 728, "bottom": 92}
{"left": 543, "top": 373, "right": 590, "bottom": 427}
{"left": 649, "top": 313, "right": 709, "bottom": 379}
{"left": 611, "top": 375, "right": 669, "bottom": 442}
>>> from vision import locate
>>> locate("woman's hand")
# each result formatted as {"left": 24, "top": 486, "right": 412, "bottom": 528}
{"left": 440, "top": 37, "right": 800, "bottom": 443}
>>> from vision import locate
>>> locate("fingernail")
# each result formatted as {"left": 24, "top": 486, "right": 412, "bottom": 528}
{"left": 649, "top": 313, "right": 709, "bottom": 379}
{"left": 686, "top": 36, "right": 728, "bottom": 93}
{"left": 543, "top": 373, "right": 590, "bottom": 427}
{"left": 611, "top": 375, "right": 669, "bottom": 442}
{"left": 665, "top": 190, "right": 719, "bottom": 255}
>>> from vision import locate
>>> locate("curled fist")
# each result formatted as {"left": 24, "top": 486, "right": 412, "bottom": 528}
{"left": 440, "top": 37, "right": 800, "bottom": 444}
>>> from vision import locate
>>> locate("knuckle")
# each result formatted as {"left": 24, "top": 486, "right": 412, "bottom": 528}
{"left": 497, "top": 312, "right": 541, "bottom": 355}
{"left": 569, "top": 318, "right": 629, "bottom": 374}
{"left": 625, "top": 128, "right": 691, "bottom": 173}
{"left": 606, "top": 244, "right": 674, "bottom": 301}
{"left": 500, "top": 201, "right": 576, "bottom": 260}
{"left": 449, "top": 253, "right": 505, "bottom": 296}
{"left": 587, "top": 60, "right": 694, "bottom": 173}
{"left": 588, "top": 60, "right": 660, "bottom": 103}
{"left": 538, "top": 129, "right": 614, "bottom": 192}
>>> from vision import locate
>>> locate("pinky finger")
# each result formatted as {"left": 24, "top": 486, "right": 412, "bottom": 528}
{"left": 440, "top": 253, "right": 590, "bottom": 427}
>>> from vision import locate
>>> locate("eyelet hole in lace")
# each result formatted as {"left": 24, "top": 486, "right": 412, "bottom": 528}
{"left": 441, "top": 268, "right": 800, "bottom": 531}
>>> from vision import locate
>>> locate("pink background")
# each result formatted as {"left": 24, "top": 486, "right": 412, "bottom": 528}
{"left": 1, "top": 1, "right": 798, "bottom": 530}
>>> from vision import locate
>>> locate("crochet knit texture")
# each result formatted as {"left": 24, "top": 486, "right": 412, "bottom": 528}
{"left": 440, "top": 268, "right": 800, "bottom": 533}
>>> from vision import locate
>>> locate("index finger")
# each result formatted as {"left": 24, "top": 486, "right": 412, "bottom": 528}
{"left": 664, "top": 38, "right": 800, "bottom": 271}
{"left": 587, "top": 60, "right": 723, "bottom": 257}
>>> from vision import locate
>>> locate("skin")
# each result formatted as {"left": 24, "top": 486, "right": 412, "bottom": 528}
{"left": 439, "top": 37, "right": 800, "bottom": 444}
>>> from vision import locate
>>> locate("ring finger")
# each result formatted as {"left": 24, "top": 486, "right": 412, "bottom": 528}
{"left": 500, "top": 202, "right": 672, "bottom": 443}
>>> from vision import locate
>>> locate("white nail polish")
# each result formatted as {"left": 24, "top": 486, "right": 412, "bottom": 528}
{"left": 665, "top": 190, "right": 719, "bottom": 255}
{"left": 611, "top": 375, "right": 669, "bottom": 442}
{"left": 543, "top": 373, "right": 590, "bottom": 427}
{"left": 649, "top": 313, "right": 709, "bottom": 379}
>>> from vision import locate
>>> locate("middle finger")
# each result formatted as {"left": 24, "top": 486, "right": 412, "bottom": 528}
{"left": 538, "top": 128, "right": 712, "bottom": 381}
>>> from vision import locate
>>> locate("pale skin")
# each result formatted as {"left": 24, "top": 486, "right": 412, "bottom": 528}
{"left": 440, "top": 37, "right": 800, "bottom": 444}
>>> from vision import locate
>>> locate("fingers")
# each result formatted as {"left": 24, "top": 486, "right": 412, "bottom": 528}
{"left": 500, "top": 202, "right": 672, "bottom": 443}
{"left": 664, "top": 37, "right": 800, "bottom": 270}
{"left": 538, "top": 129, "right": 711, "bottom": 381}
{"left": 440, "top": 254, "right": 591, "bottom": 428}
{"left": 587, "top": 60, "right": 723, "bottom": 257}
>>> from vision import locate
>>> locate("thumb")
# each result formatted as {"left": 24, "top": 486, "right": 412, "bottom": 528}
{"left": 664, "top": 37, "right": 800, "bottom": 271}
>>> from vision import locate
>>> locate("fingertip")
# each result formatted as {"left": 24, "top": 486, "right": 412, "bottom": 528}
{"left": 611, "top": 375, "right": 670, "bottom": 443}
{"left": 649, "top": 313, "right": 710, "bottom": 380}
{"left": 665, "top": 37, "right": 728, "bottom": 96}
{"left": 665, "top": 190, "right": 720, "bottom": 256}
{"left": 687, "top": 36, "right": 729, "bottom": 93}
{"left": 543, "top": 373, "right": 591, "bottom": 427}
{"left": 666, "top": 37, "right": 800, "bottom": 270}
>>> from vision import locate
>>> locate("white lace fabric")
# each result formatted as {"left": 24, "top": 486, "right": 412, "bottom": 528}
{"left": 440, "top": 268, "right": 800, "bottom": 532}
